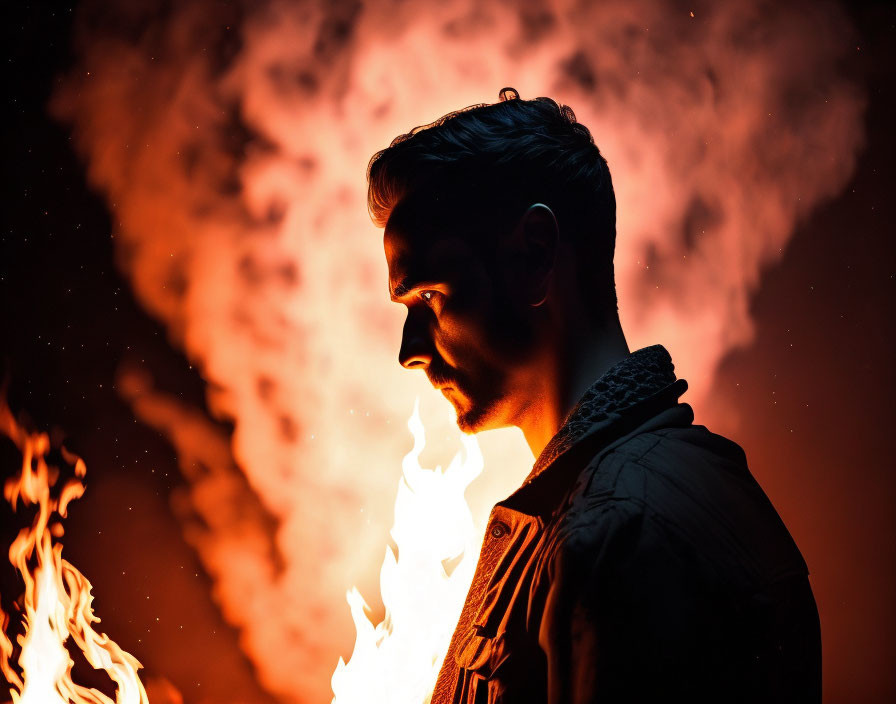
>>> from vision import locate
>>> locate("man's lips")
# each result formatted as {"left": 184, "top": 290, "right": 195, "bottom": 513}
{"left": 428, "top": 376, "right": 454, "bottom": 390}
{"left": 427, "top": 369, "right": 458, "bottom": 393}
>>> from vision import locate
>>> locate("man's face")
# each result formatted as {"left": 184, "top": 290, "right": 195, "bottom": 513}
{"left": 384, "top": 205, "right": 536, "bottom": 433}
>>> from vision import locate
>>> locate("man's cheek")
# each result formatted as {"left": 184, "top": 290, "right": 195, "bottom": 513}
{"left": 437, "top": 312, "right": 483, "bottom": 349}
{"left": 480, "top": 307, "right": 534, "bottom": 360}
{"left": 437, "top": 331, "right": 489, "bottom": 373}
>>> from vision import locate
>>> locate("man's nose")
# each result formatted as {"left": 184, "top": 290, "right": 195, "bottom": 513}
{"left": 398, "top": 311, "right": 433, "bottom": 369}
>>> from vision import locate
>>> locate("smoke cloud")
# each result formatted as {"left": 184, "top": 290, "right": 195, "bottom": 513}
{"left": 53, "top": 0, "right": 865, "bottom": 700}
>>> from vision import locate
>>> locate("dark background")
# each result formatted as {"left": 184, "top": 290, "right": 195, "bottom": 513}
{"left": 1, "top": 1, "right": 894, "bottom": 702}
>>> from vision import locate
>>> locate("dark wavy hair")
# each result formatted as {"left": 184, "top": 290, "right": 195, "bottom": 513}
{"left": 367, "top": 87, "right": 618, "bottom": 319}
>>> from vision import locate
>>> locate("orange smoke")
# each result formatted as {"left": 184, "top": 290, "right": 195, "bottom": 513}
{"left": 51, "top": 0, "right": 865, "bottom": 701}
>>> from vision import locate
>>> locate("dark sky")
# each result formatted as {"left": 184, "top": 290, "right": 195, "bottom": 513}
{"left": 1, "top": 1, "right": 894, "bottom": 703}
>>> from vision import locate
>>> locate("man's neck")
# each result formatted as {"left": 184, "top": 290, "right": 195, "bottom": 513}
{"left": 518, "top": 317, "right": 630, "bottom": 458}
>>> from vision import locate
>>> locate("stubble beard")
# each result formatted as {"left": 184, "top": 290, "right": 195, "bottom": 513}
{"left": 455, "top": 404, "right": 488, "bottom": 434}
{"left": 449, "top": 383, "right": 507, "bottom": 434}
{"left": 430, "top": 354, "right": 510, "bottom": 435}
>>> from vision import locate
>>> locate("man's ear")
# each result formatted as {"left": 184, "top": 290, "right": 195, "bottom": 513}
{"left": 503, "top": 203, "right": 559, "bottom": 306}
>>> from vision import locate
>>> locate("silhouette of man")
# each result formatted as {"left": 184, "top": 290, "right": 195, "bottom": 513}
{"left": 368, "top": 88, "right": 821, "bottom": 703}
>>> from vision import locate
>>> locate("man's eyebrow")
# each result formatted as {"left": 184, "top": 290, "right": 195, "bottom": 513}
{"left": 390, "top": 277, "right": 441, "bottom": 301}
{"left": 391, "top": 278, "right": 413, "bottom": 299}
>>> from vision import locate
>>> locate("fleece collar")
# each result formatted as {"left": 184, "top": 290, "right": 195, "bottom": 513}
{"left": 499, "top": 344, "right": 690, "bottom": 517}
{"left": 531, "top": 344, "right": 679, "bottom": 477}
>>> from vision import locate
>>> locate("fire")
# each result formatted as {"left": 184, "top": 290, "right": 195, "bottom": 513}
{"left": 0, "top": 402, "right": 149, "bottom": 704}
{"left": 331, "top": 401, "right": 484, "bottom": 704}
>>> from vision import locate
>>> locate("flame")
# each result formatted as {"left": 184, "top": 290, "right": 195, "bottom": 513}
{"left": 331, "top": 401, "right": 484, "bottom": 704}
{"left": 0, "top": 403, "right": 149, "bottom": 704}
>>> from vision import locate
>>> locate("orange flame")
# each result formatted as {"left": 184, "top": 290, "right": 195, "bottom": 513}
{"left": 0, "top": 403, "right": 149, "bottom": 704}
{"left": 331, "top": 401, "right": 484, "bottom": 704}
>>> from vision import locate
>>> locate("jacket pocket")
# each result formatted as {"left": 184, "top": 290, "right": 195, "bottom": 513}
{"left": 454, "top": 629, "right": 512, "bottom": 704}
{"left": 456, "top": 629, "right": 511, "bottom": 677}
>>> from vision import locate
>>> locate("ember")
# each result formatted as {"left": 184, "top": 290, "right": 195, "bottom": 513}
{"left": 0, "top": 402, "right": 148, "bottom": 704}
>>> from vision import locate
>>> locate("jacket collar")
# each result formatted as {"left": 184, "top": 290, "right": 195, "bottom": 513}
{"left": 498, "top": 344, "right": 692, "bottom": 517}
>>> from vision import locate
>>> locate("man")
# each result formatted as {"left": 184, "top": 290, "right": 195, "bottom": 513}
{"left": 367, "top": 88, "right": 821, "bottom": 703}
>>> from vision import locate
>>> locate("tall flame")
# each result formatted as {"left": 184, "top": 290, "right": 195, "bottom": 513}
{"left": 331, "top": 401, "right": 484, "bottom": 704}
{"left": 0, "top": 402, "right": 149, "bottom": 704}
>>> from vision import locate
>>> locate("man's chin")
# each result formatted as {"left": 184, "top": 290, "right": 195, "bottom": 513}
{"left": 440, "top": 387, "right": 502, "bottom": 434}
{"left": 454, "top": 403, "right": 498, "bottom": 435}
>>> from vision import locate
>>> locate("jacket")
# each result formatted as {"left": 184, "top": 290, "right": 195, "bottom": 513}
{"left": 431, "top": 344, "right": 821, "bottom": 704}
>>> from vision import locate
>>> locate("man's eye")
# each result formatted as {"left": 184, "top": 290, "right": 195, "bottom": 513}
{"left": 420, "top": 290, "right": 441, "bottom": 306}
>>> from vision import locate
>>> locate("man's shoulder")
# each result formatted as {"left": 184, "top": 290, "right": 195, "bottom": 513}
{"left": 555, "top": 424, "right": 808, "bottom": 586}
{"left": 568, "top": 422, "right": 750, "bottom": 509}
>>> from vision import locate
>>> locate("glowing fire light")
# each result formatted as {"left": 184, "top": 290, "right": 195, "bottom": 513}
{"left": 331, "top": 401, "right": 484, "bottom": 704}
{"left": 0, "top": 402, "right": 149, "bottom": 704}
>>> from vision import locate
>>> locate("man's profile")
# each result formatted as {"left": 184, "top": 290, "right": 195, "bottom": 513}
{"left": 367, "top": 88, "right": 821, "bottom": 703}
